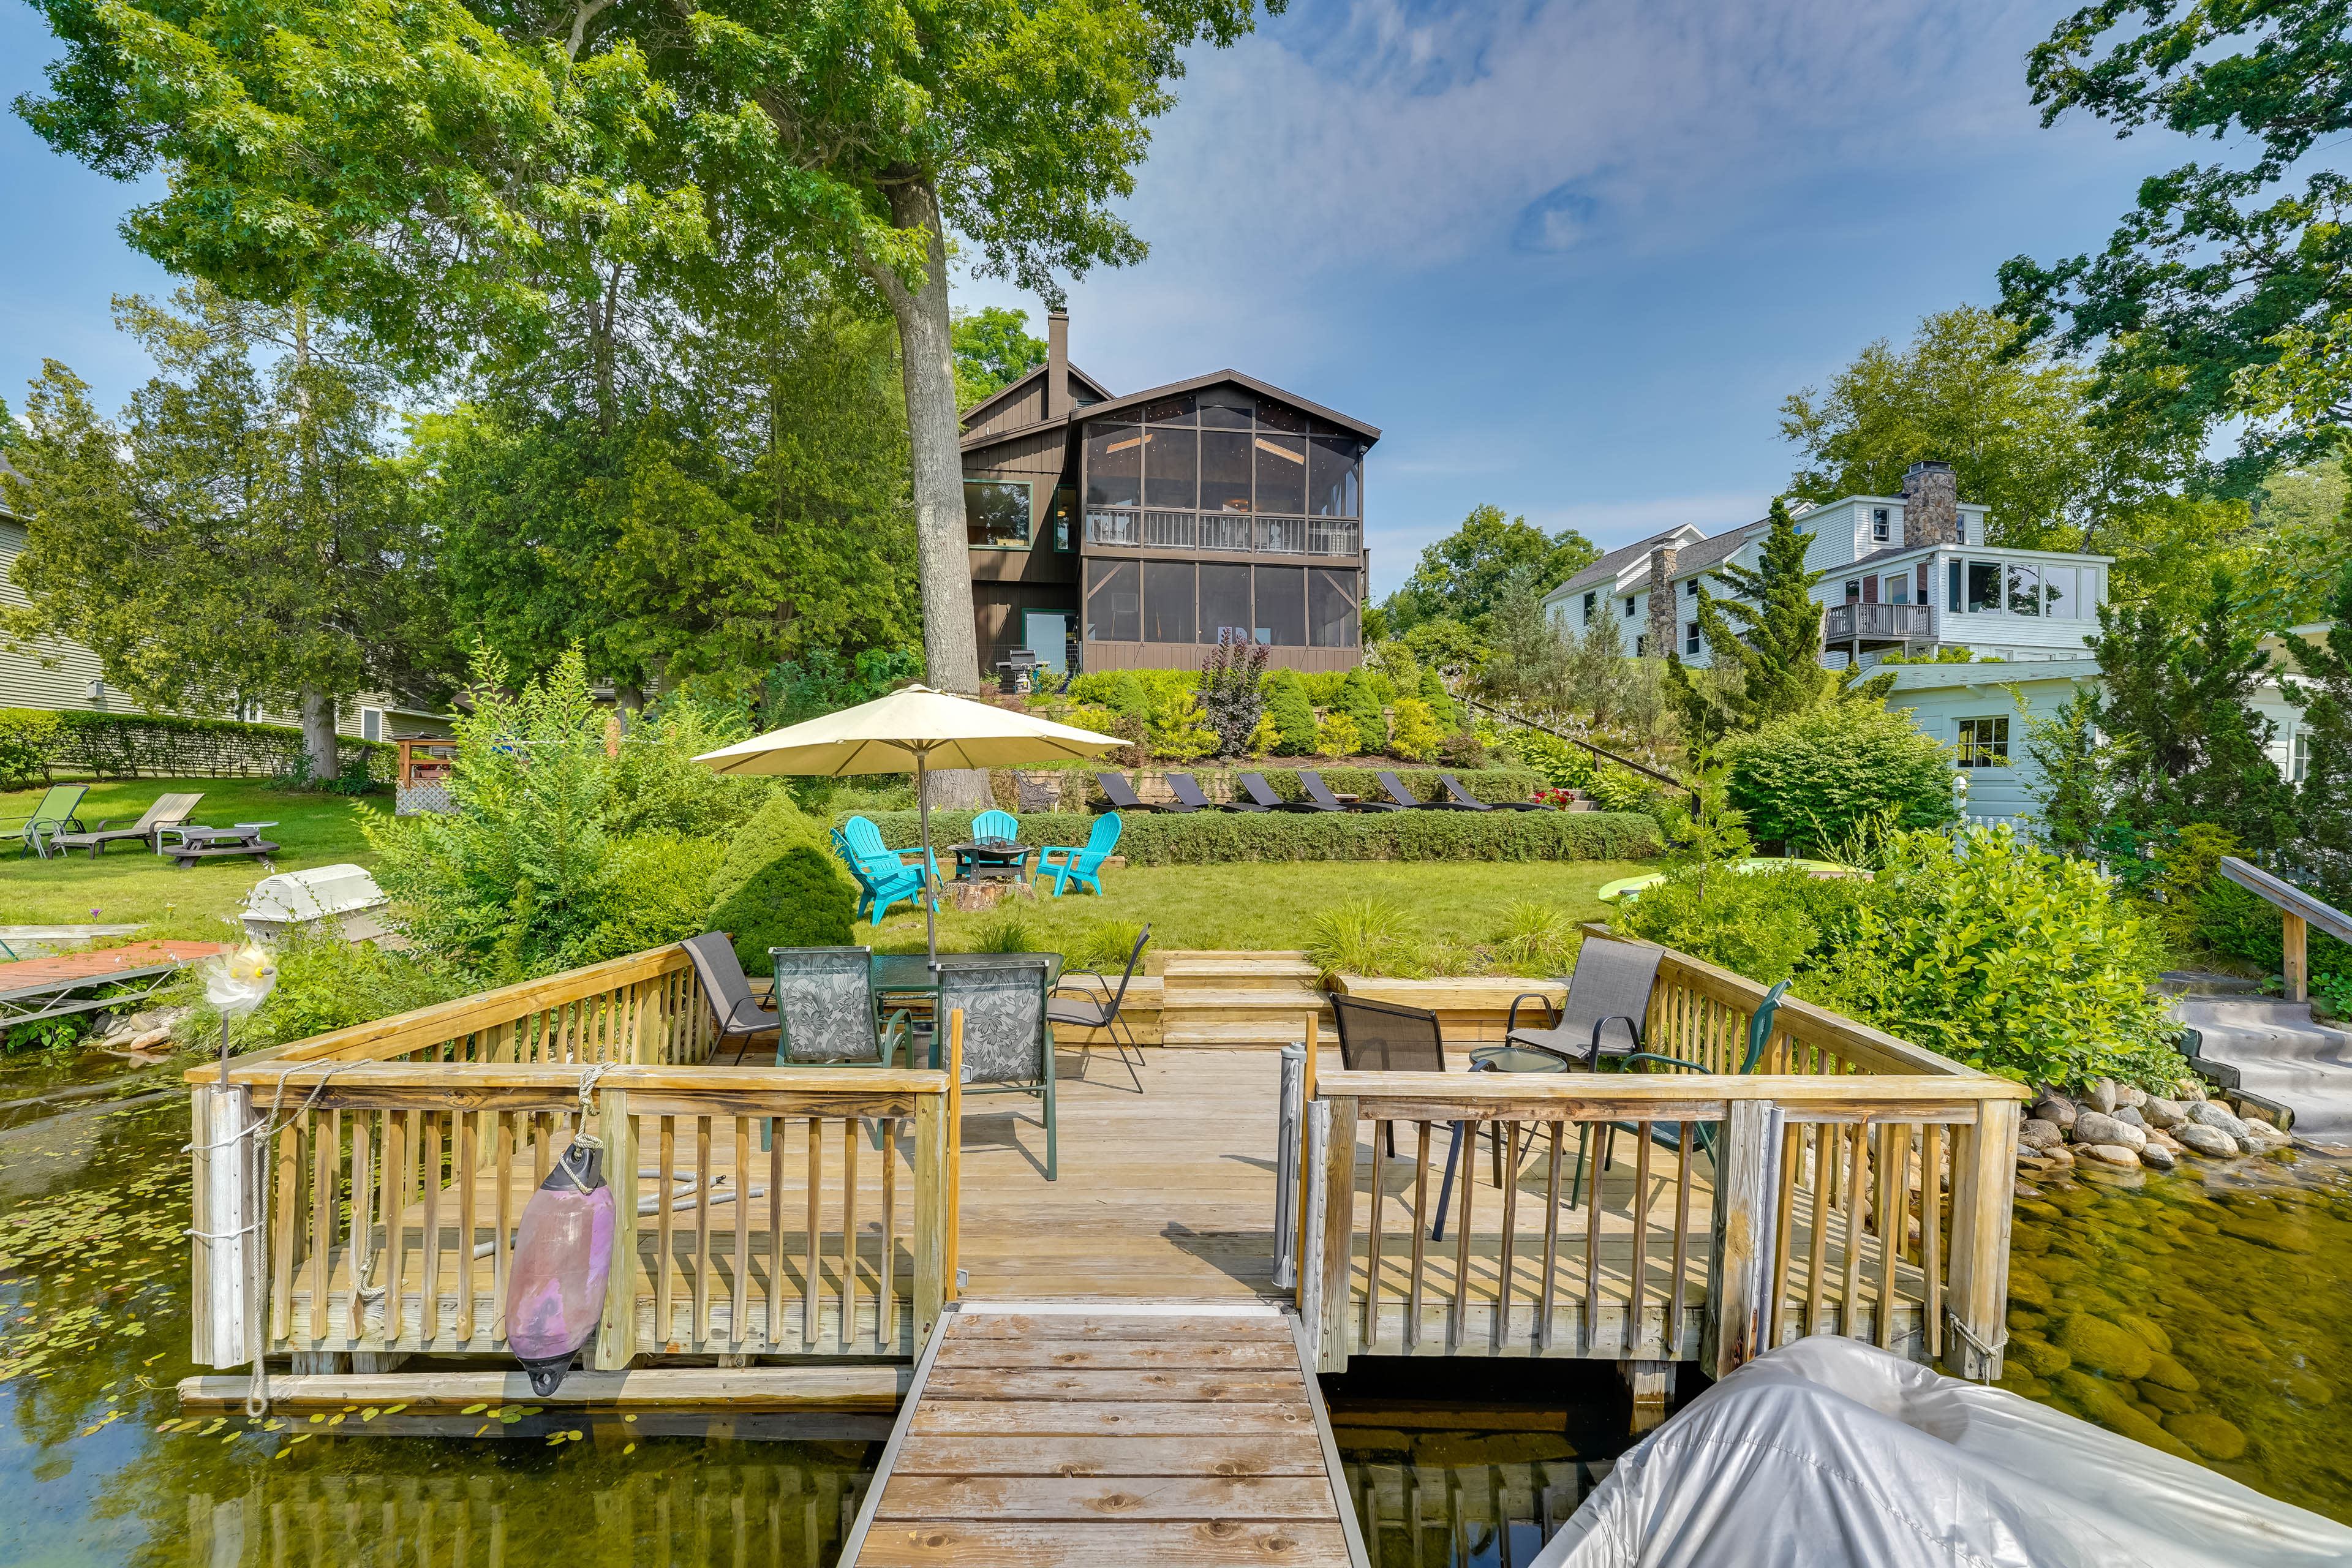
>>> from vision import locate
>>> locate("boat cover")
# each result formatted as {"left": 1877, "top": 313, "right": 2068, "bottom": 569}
{"left": 1538, "top": 1335, "right": 2352, "bottom": 1568}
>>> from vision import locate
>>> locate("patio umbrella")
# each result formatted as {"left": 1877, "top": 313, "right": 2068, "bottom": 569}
{"left": 693, "top": 684, "right": 1123, "bottom": 960}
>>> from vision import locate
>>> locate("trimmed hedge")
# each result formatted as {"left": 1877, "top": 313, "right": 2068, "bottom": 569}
{"left": 1048, "top": 763, "right": 1546, "bottom": 811}
{"left": 850, "top": 807, "right": 1662, "bottom": 865}
{"left": 32, "top": 709, "right": 399, "bottom": 783}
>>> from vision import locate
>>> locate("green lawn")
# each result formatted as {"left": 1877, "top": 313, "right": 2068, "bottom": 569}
{"left": 1, "top": 778, "right": 380, "bottom": 938}
{"left": 861, "top": 858, "right": 1660, "bottom": 961}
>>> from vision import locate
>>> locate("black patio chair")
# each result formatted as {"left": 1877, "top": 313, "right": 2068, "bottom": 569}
{"left": 1373, "top": 771, "right": 1463, "bottom": 810}
{"left": 679, "top": 932, "right": 782, "bottom": 1057}
{"left": 1300, "top": 771, "right": 1396, "bottom": 812}
{"left": 1442, "top": 772, "right": 1550, "bottom": 811}
{"left": 1238, "top": 772, "right": 1321, "bottom": 812}
{"left": 1046, "top": 923, "right": 1151, "bottom": 1093}
{"left": 1327, "top": 992, "right": 1509, "bottom": 1242}
{"left": 1166, "top": 774, "right": 1226, "bottom": 813}
{"left": 1504, "top": 937, "right": 1667, "bottom": 1202}
{"left": 1095, "top": 771, "right": 1189, "bottom": 814}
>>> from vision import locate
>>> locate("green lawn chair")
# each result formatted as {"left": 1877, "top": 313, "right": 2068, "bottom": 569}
{"left": 4, "top": 784, "right": 88, "bottom": 858}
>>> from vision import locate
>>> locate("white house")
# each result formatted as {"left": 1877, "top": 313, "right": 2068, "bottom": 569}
{"left": 1540, "top": 461, "right": 2113, "bottom": 669}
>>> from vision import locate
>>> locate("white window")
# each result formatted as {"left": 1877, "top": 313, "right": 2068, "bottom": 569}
{"left": 1684, "top": 621, "right": 1701, "bottom": 656}
{"left": 1887, "top": 573, "right": 1910, "bottom": 606}
{"left": 2007, "top": 564, "right": 2043, "bottom": 616}
{"left": 1582, "top": 590, "right": 1596, "bottom": 625}
{"left": 361, "top": 707, "right": 383, "bottom": 743}
{"left": 1624, "top": 595, "right": 1638, "bottom": 618}
{"left": 2294, "top": 729, "right": 2312, "bottom": 783}
{"left": 1957, "top": 715, "right": 2010, "bottom": 767}
{"left": 1872, "top": 507, "right": 1890, "bottom": 542}
{"left": 1683, "top": 578, "right": 1698, "bottom": 597}
{"left": 2045, "top": 567, "right": 2079, "bottom": 619}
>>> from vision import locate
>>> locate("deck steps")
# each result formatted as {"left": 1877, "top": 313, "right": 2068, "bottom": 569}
{"left": 1161, "top": 955, "right": 1322, "bottom": 993}
{"left": 841, "top": 1302, "right": 1363, "bottom": 1567}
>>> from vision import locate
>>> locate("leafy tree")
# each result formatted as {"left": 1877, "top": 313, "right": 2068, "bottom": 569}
{"left": 1, "top": 287, "right": 446, "bottom": 777}
{"left": 1384, "top": 505, "right": 1597, "bottom": 633}
{"left": 2092, "top": 567, "right": 2298, "bottom": 850}
{"left": 954, "top": 307, "right": 1049, "bottom": 409}
{"left": 1197, "top": 632, "right": 1267, "bottom": 756}
{"left": 1779, "top": 304, "right": 2192, "bottom": 551}
{"left": 1397, "top": 616, "right": 1488, "bottom": 682}
{"left": 2281, "top": 561, "right": 2352, "bottom": 864}
{"left": 2017, "top": 685, "right": 2133, "bottom": 858}
{"left": 1667, "top": 497, "right": 1888, "bottom": 743}
{"left": 1999, "top": 2, "right": 2352, "bottom": 486}
{"left": 1720, "top": 704, "right": 1958, "bottom": 856}
{"left": 16, "top": 0, "right": 1271, "bottom": 783}
{"left": 1478, "top": 574, "right": 1573, "bottom": 709}
{"left": 1265, "top": 669, "right": 1317, "bottom": 756}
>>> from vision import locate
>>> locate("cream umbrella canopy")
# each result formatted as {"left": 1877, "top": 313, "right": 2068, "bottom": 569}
{"left": 694, "top": 685, "right": 1125, "bottom": 959}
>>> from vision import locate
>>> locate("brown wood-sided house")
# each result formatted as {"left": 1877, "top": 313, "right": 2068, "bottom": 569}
{"left": 958, "top": 312, "right": 1379, "bottom": 677}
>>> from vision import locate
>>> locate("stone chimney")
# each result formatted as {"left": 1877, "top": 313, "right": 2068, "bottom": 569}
{"left": 1646, "top": 543, "right": 1681, "bottom": 660}
{"left": 1902, "top": 460, "right": 1958, "bottom": 546}
{"left": 1046, "top": 309, "right": 1071, "bottom": 421}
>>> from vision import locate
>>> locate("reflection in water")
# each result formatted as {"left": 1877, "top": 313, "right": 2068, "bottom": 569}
{"left": 1343, "top": 1455, "right": 1616, "bottom": 1567}
{"left": 180, "top": 1449, "right": 874, "bottom": 1567}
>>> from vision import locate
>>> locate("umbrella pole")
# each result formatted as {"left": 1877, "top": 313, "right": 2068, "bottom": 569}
{"left": 918, "top": 749, "right": 938, "bottom": 964}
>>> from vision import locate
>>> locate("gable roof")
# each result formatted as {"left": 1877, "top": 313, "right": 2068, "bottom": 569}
{"left": 1547, "top": 522, "right": 1714, "bottom": 600}
{"left": 957, "top": 359, "right": 1115, "bottom": 435}
{"left": 1072, "top": 370, "right": 1381, "bottom": 440}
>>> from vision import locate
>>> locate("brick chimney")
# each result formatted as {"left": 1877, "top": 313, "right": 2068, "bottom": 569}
{"left": 1046, "top": 309, "right": 1071, "bottom": 421}
{"left": 1902, "top": 460, "right": 1958, "bottom": 546}
{"left": 1646, "top": 543, "right": 1681, "bottom": 660}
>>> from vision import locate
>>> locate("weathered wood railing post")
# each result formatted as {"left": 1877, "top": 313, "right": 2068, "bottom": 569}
{"left": 594, "top": 1088, "right": 639, "bottom": 1371}
{"left": 1316, "top": 1096, "right": 1357, "bottom": 1373}
{"left": 913, "top": 1086, "right": 949, "bottom": 1346}
{"left": 1703, "top": 1099, "right": 1781, "bottom": 1379}
{"left": 1942, "top": 1097, "right": 2018, "bottom": 1381}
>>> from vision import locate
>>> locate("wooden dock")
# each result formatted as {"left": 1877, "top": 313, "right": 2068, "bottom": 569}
{"left": 839, "top": 1302, "right": 1365, "bottom": 1567}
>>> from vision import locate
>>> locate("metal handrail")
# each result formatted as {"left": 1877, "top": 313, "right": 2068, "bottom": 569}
{"left": 1457, "top": 694, "right": 1689, "bottom": 793}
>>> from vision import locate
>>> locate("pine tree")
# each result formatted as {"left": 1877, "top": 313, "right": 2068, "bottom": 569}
{"left": 2285, "top": 561, "right": 2352, "bottom": 867}
{"left": 1266, "top": 669, "right": 1317, "bottom": 756}
{"left": 1417, "top": 666, "right": 1457, "bottom": 731}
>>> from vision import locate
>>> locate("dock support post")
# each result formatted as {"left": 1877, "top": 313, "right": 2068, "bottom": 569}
{"left": 1703, "top": 1100, "right": 1780, "bottom": 1381}
{"left": 1943, "top": 1100, "right": 2017, "bottom": 1382}
{"left": 190, "top": 1084, "right": 258, "bottom": 1370}
{"left": 1317, "top": 1096, "right": 1357, "bottom": 1374}
{"left": 594, "top": 1090, "right": 638, "bottom": 1371}
{"left": 1621, "top": 1360, "right": 1672, "bottom": 1433}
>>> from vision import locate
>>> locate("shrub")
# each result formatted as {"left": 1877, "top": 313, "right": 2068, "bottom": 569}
{"left": 1299, "top": 671, "right": 1350, "bottom": 707}
{"left": 1616, "top": 864, "right": 1841, "bottom": 998}
{"left": 1439, "top": 729, "right": 1488, "bottom": 769}
{"left": 1197, "top": 635, "right": 1267, "bottom": 756}
{"left": 970, "top": 909, "right": 1038, "bottom": 953}
{"left": 590, "top": 832, "right": 731, "bottom": 962}
{"left": 1149, "top": 690, "right": 1218, "bottom": 762}
{"left": 1415, "top": 668, "right": 1455, "bottom": 730}
{"left": 1316, "top": 711, "right": 1361, "bottom": 757}
{"left": 1225, "top": 764, "right": 1544, "bottom": 807}
{"left": 854, "top": 802, "right": 1662, "bottom": 865}
{"left": 1266, "top": 671, "right": 1317, "bottom": 755}
{"left": 1509, "top": 728, "right": 1596, "bottom": 790}
{"left": 704, "top": 793, "right": 859, "bottom": 970}
{"left": 1586, "top": 764, "right": 1662, "bottom": 813}
{"left": 1307, "top": 898, "right": 1422, "bottom": 979}
{"left": 1339, "top": 669, "right": 1387, "bottom": 751}
{"left": 611, "top": 696, "right": 774, "bottom": 839}
{"left": 1721, "top": 703, "right": 1957, "bottom": 853}
{"left": 1106, "top": 672, "right": 1150, "bottom": 720}
{"left": 0, "top": 708, "right": 61, "bottom": 788}
{"left": 1389, "top": 698, "right": 1441, "bottom": 762}
{"left": 1494, "top": 900, "right": 1579, "bottom": 969}
{"left": 169, "top": 931, "right": 476, "bottom": 1055}
{"left": 45, "top": 709, "right": 398, "bottom": 783}
{"left": 1246, "top": 712, "right": 1282, "bottom": 756}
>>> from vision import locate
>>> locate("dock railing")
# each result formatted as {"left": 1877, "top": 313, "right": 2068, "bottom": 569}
{"left": 1303, "top": 932, "right": 2028, "bottom": 1382}
{"left": 187, "top": 944, "right": 956, "bottom": 1375}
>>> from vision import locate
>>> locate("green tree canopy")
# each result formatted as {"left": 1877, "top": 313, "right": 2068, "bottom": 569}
{"left": 1779, "top": 304, "right": 2193, "bottom": 552}
{"left": 1999, "top": 2, "right": 2352, "bottom": 486}
{"left": 954, "top": 307, "right": 1050, "bottom": 409}
{"left": 1, "top": 286, "right": 447, "bottom": 775}
{"left": 1384, "top": 505, "right": 1597, "bottom": 633}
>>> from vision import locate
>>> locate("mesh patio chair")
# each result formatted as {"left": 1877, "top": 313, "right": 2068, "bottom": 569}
{"left": 937, "top": 956, "right": 1060, "bottom": 1180}
{"left": 759, "top": 944, "right": 912, "bottom": 1150}
{"left": 1327, "top": 992, "right": 1504, "bottom": 1241}
{"left": 45, "top": 791, "right": 205, "bottom": 859}
{"left": 1504, "top": 937, "right": 1668, "bottom": 1202}
{"left": 1046, "top": 923, "right": 1150, "bottom": 1093}
{"left": 1618, "top": 978, "right": 1792, "bottom": 1163}
{"left": 680, "top": 932, "right": 782, "bottom": 1058}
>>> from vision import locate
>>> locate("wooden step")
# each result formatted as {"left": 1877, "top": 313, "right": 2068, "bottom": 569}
{"left": 1160, "top": 990, "right": 1333, "bottom": 1029}
{"left": 1161, "top": 956, "right": 1322, "bottom": 994}
{"left": 1157, "top": 1020, "right": 1320, "bottom": 1049}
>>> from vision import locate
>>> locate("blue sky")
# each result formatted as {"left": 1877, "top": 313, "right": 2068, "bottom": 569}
{"left": 1, "top": 0, "right": 2203, "bottom": 598}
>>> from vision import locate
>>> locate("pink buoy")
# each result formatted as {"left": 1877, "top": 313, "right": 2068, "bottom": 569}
{"left": 506, "top": 1139, "right": 616, "bottom": 1395}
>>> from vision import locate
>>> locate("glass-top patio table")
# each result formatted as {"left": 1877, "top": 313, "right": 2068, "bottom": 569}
{"left": 869, "top": 951, "right": 1063, "bottom": 1069}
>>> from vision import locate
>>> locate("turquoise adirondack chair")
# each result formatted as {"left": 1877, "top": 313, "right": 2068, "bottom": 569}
{"left": 1617, "top": 977, "right": 1793, "bottom": 1168}
{"left": 839, "top": 815, "right": 941, "bottom": 886}
{"left": 832, "top": 820, "right": 934, "bottom": 925}
{"left": 1038, "top": 813, "right": 1121, "bottom": 897}
{"left": 971, "top": 809, "right": 1019, "bottom": 842}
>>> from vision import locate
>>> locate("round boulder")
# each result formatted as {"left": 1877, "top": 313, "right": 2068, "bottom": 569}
{"left": 2077, "top": 1142, "right": 2143, "bottom": 1170}
{"left": 2142, "top": 1096, "right": 2188, "bottom": 1129}
{"left": 2113, "top": 1104, "right": 2147, "bottom": 1129}
{"left": 2187, "top": 1101, "right": 2249, "bottom": 1137}
{"left": 2032, "top": 1097, "right": 2078, "bottom": 1130}
{"left": 2115, "top": 1082, "right": 2149, "bottom": 1110}
{"left": 2055, "top": 1314, "right": 2154, "bottom": 1380}
{"left": 2162, "top": 1412, "right": 2248, "bottom": 1461}
{"left": 2019, "top": 1118, "right": 2065, "bottom": 1150}
{"left": 2086, "top": 1078, "right": 2119, "bottom": 1114}
{"left": 2138, "top": 1142, "right": 2178, "bottom": 1171}
{"left": 2176, "top": 1124, "right": 2237, "bottom": 1158}
{"left": 2073, "top": 1112, "right": 2147, "bottom": 1151}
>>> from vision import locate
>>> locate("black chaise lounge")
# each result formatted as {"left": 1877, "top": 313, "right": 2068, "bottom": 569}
{"left": 1301, "top": 770, "right": 1400, "bottom": 812}
{"left": 1166, "top": 774, "right": 1227, "bottom": 813}
{"left": 1095, "top": 772, "right": 1192, "bottom": 813}
{"left": 1238, "top": 772, "right": 1325, "bottom": 812}
{"left": 1374, "top": 771, "right": 1466, "bottom": 810}
{"left": 1441, "top": 771, "right": 1550, "bottom": 811}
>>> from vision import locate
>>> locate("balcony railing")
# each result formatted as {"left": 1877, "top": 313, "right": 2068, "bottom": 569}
{"left": 1086, "top": 509, "right": 1360, "bottom": 559}
{"left": 1823, "top": 602, "right": 1932, "bottom": 643}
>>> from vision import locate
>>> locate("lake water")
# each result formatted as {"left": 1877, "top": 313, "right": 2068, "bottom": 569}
{"left": 5, "top": 1058, "right": 2343, "bottom": 1563}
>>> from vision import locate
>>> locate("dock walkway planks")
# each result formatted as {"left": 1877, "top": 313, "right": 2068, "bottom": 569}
{"left": 840, "top": 1301, "right": 1369, "bottom": 1567}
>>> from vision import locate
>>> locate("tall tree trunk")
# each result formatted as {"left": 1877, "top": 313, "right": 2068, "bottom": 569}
{"left": 300, "top": 685, "right": 339, "bottom": 783}
{"left": 864, "top": 172, "right": 990, "bottom": 809}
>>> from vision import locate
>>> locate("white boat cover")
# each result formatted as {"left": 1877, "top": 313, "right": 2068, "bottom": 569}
{"left": 1538, "top": 1336, "right": 2352, "bottom": 1568}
